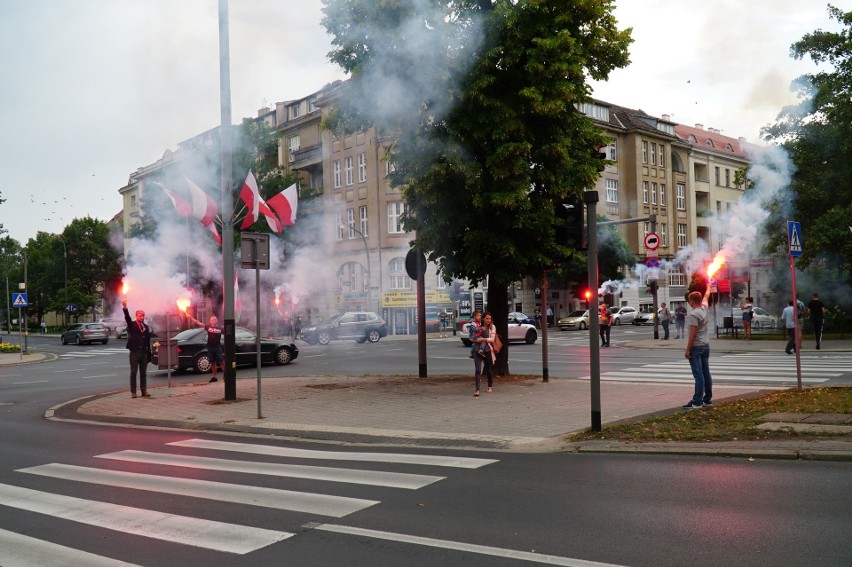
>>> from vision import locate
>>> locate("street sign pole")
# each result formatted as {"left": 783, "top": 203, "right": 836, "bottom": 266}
{"left": 787, "top": 221, "right": 803, "bottom": 391}
{"left": 585, "top": 191, "right": 601, "bottom": 431}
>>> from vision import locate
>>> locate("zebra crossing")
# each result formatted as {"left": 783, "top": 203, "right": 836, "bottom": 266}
{"left": 1, "top": 438, "right": 498, "bottom": 564}
{"left": 59, "top": 347, "right": 127, "bottom": 359}
{"left": 582, "top": 352, "right": 852, "bottom": 384}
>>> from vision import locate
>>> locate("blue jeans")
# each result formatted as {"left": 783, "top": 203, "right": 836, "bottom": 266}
{"left": 661, "top": 320, "right": 670, "bottom": 339}
{"left": 688, "top": 344, "right": 712, "bottom": 404}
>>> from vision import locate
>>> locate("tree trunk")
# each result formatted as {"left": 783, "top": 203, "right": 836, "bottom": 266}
{"left": 486, "top": 281, "right": 510, "bottom": 376}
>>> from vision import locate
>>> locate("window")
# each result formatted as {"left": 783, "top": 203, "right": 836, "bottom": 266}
{"left": 333, "top": 160, "right": 341, "bottom": 188}
{"left": 725, "top": 168, "right": 730, "bottom": 187}
{"left": 659, "top": 184, "right": 666, "bottom": 206}
{"left": 660, "top": 223, "right": 668, "bottom": 247}
{"left": 676, "top": 183, "right": 686, "bottom": 210}
{"left": 289, "top": 104, "right": 300, "bottom": 120}
{"left": 677, "top": 223, "right": 687, "bottom": 248}
{"left": 650, "top": 143, "right": 656, "bottom": 165}
{"left": 386, "top": 160, "right": 396, "bottom": 175}
{"left": 669, "top": 268, "right": 686, "bottom": 287}
{"left": 641, "top": 141, "right": 648, "bottom": 163}
{"left": 335, "top": 210, "right": 344, "bottom": 241}
{"left": 605, "top": 178, "right": 618, "bottom": 203}
{"left": 130, "top": 195, "right": 137, "bottom": 207}
{"left": 388, "top": 202, "right": 406, "bottom": 234}
{"left": 345, "top": 156, "right": 353, "bottom": 186}
{"left": 659, "top": 144, "right": 665, "bottom": 167}
{"left": 651, "top": 182, "right": 657, "bottom": 205}
{"left": 347, "top": 208, "right": 355, "bottom": 239}
{"left": 287, "top": 135, "right": 300, "bottom": 163}
{"left": 714, "top": 166, "right": 720, "bottom": 185}
{"left": 608, "top": 142, "right": 617, "bottom": 161}
{"left": 642, "top": 181, "right": 649, "bottom": 204}
{"left": 389, "top": 258, "right": 411, "bottom": 289}
{"left": 358, "top": 153, "right": 367, "bottom": 183}
{"left": 359, "top": 206, "right": 368, "bottom": 238}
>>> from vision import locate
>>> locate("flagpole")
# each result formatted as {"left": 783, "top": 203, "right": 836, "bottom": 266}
{"left": 218, "top": 0, "right": 236, "bottom": 400}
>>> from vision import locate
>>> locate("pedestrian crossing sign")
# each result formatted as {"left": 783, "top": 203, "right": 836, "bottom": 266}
{"left": 787, "top": 221, "right": 803, "bottom": 257}
{"left": 12, "top": 292, "right": 28, "bottom": 307}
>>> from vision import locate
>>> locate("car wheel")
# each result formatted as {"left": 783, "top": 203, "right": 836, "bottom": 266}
{"left": 579, "top": 322, "right": 587, "bottom": 330}
{"left": 317, "top": 332, "right": 331, "bottom": 345}
{"left": 61, "top": 335, "right": 67, "bottom": 345}
{"left": 366, "top": 329, "right": 381, "bottom": 343}
{"left": 102, "top": 339, "right": 109, "bottom": 345}
{"left": 614, "top": 318, "right": 621, "bottom": 326}
{"left": 752, "top": 320, "right": 762, "bottom": 329}
{"left": 274, "top": 346, "right": 292, "bottom": 365}
{"left": 193, "top": 353, "right": 212, "bottom": 373}
{"left": 525, "top": 329, "right": 538, "bottom": 344}
{"left": 461, "top": 338, "right": 472, "bottom": 347}
{"left": 75, "top": 335, "right": 82, "bottom": 345}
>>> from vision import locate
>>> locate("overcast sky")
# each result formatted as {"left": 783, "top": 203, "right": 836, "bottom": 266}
{"left": 0, "top": 0, "right": 839, "bottom": 245}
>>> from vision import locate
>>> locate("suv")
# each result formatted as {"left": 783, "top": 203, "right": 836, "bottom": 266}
{"left": 61, "top": 323, "right": 110, "bottom": 345}
{"left": 301, "top": 312, "right": 388, "bottom": 345}
{"left": 97, "top": 318, "right": 126, "bottom": 338}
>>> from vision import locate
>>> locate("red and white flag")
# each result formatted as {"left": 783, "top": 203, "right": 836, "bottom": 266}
{"left": 239, "top": 170, "right": 282, "bottom": 233}
{"left": 267, "top": 183, "right": 298, "bottom": 227}
{"left": 155, "top": 181, "right": 221, "bottom": 245}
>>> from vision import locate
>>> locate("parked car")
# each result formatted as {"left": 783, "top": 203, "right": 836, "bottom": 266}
{"left": 150, "top": 326, "right": 298, "bottom": 372}
{"left": 460, "top": 317, "right": 538, "bottom": 346}
{"left": 558, "top": 310, "right": 590, "bottom": 330}
{"left": 633, "top": 308, "right": 657, "bottom": 326}
{"left": 301, "top": 312, "right": 388, "bottom": 345}
{"left": 732, "top": 307, "right": 778, "bottom": 329}
{"left": 61, "top": 323, "right": 110, "bottom": 345}
{"left": 508, "top": 312, "right": 536, "bottom": 326}
{"left": 610, "top": 306, "right": 638, "bottom": 326}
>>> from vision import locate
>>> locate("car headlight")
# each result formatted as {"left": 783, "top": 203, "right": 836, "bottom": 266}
{"left": 304, "top": 326, "right": 316, "bottom": 333}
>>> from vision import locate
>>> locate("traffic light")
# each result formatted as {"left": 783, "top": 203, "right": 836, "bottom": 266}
{"left": 646, "top": 280, "right": 658, "bottom": 295}
{"left": 555, "top": 195, "right": 586, "bottom": 251}
{"left": 583, "top": 289, "right": 592, "bottom": 308}
{"left": 592, "top": 145, "right": 607, "bottom": 171}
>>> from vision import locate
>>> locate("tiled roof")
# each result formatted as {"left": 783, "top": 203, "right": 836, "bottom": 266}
{"left": 674, "top": 124, "right": 756, "bottom": 159}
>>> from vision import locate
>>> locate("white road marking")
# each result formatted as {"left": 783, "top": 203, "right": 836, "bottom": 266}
{"left": 0, "top": 527, "right": 143, "bottom": 567}
{"left": 19, "top": 463, "right": 377, "bottom": 518}
{"left": 168, "top": 439, "right": 498, "bottom": 469}
{"left": 0, "top": 483, "right": 291, "bottom": 554}
{"left": 96, "top": 450, "right": 444, "bottom": 489}
{"left": 314, "top": 524, "right": 628, "bottom": 567}
{"left": 13, "top": 380, "right": 49, "bottom": 384}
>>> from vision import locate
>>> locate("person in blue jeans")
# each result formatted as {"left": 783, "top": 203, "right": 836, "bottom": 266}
{"left": 683, "top": 284, "right": 713, "bottom": 409}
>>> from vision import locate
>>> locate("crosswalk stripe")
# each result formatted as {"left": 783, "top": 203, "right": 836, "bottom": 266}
{"left": 18, "top": 463, "right": 378, "bottom": 518}
{"left": 96, "top": 450, "right": 445, "bottom": 489}
{"left": 589, "top": 371, "right": 826, "bottom": 383}
{"left": 643, "top": 364, "right": 840, "bottom": 377}
{"left": 167, "top": 439, "right": 498, "bottom": 469}
{"left": 0, "top": 483, "right": 292, "bottom": 554}
{"left": 0, "top": 527, "right": 143, "bottom": 567}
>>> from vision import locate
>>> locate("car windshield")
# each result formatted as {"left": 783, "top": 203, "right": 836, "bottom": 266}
{"left": 325, "top": 314, "right": 345, "bottom": 325}
{"left": 173, "top": 328, "right": 204, "bottom": 341}
{"left": 568, "top": 311, "right": 586, "bottom": 317}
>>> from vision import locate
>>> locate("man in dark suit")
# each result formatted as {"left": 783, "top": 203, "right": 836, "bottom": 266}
{"left": 122, "top": 299, "right": 151, "bottom": 398}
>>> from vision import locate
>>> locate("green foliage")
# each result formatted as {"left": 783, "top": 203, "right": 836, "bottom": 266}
{"left": 762, "top": 4, "right": 852, "bottom": 283}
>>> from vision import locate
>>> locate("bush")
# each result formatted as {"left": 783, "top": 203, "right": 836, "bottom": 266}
{"left": 0, "top": 342, "right": 21, "bottom": 353}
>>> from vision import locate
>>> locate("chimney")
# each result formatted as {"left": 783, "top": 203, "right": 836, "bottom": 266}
{"left": 695, "top": 123, "right": 704, "bottom": 130}
{"left": 662, "top": 114, "right": 671, "bottom": 121}
{"left": 738, "top": 136, "right": 747, "bottom": 142}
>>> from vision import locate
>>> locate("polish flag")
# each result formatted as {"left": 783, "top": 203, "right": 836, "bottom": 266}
{"left": 184, "top": 176, "right": 218, "bottom": 227}
{"left": 267, "top": 183, "right": 298, "bottom": 227}
{"left": 239, "top": 170, "right": 282, "bottom": 233}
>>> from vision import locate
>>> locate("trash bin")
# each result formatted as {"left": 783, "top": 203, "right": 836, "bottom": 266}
{"left": 723, "top": 316, "right": 733, "bottom": 329}
{"left": 157, "top": 339, "right": 179, "bottom": 370}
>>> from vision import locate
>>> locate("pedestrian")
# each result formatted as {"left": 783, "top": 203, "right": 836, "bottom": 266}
{"left": 781, "top": 300, "right": 798, "bottom": 355}
{"left": 40, "top": 320, "right": 47, "bottom": 335}
{"left": 294, "top": 313, "right": 303, "bottom": 340}
{"left": 534, "top": 306, "right": 542, "bottom": 329}
{"left": 468, "top": 310, "right": 484, "bottom": 359}
{"left": 471, "top": 311, "right": 496, "bottom": 397}
{"left": 806, "top": 292, "right": 825, "bottom": 350}
{"left": 659, "top": 302, "right": 671, "bottom": 340}
{"left": 683, "top": 285, "right": 713, "bottom": 409}
{"left": 739, "top": 296, "right": 754, "bottom": 339}
{"left": 598, "top": 304, "right": 612, "bottom": 347}
{"left": 546, "top": 305, "right": 554, "bottom": 327}
{"left": 674, "top": 302, "right": 687, "bottom": 339}
{"left": 187, "top": 313, "right": 224, "bottom": 382}
{"left": 122, "top": 299, "right": 151, "bottom": 398}
{"left": 439, "top": 309, "right": 449, "bottom": 338}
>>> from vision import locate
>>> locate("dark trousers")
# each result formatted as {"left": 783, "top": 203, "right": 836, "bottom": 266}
{"left": 473, "top": 352, "right": 494, "bottom": 391}
{"left": 600, "top": 325, "right": 611, "bottom": 346}
{"left": 129, "top": 349, "right": 149, "bottom": 393}
{"left": 811, "top": 319, "right": 824, "bottom": 347}
{"left": 661, "top": 320, "right": 670, "bottom": 339}
{"left": 785, "top": 328, "right": 797, "bottom": 354}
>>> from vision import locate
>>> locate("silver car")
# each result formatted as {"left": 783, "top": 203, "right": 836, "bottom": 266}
{"left": 732, "top": 307, "right": 778, "bottom": 329}
{"left": 61, "top": 323, "right": 110, "bottom": 345}
{"left": 611, "top": 306, "right": 638, "bottom": 325}
{"left": 558, "top": 310, "right": 590, "bottom": 330}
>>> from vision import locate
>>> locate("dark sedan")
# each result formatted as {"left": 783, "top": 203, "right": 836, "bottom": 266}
{"left": 150, "top": 327, "right": 298, "bottom": 372}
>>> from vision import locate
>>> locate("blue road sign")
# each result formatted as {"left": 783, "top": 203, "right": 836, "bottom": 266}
{"left": 645, "top": 257, "right": 661, "bottom": 268}
{"left": 12, "top": 293, "right": 28, "bottom": 307}
{"left": 787, "top": 221, "right": 803, "bottom": 257}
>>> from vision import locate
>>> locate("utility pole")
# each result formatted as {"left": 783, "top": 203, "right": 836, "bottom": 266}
{"left": 585, "top": 191, "right": 601, "bottom": 431}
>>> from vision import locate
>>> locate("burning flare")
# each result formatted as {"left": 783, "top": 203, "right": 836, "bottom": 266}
{"left": 120, "top": 279, "right": 130, "bottom": 295}
{"left": 707, "top": 253, "right": 725, "bottom": 279}
{"left": 176, "top": 298, "right": 191, "bottom": 313}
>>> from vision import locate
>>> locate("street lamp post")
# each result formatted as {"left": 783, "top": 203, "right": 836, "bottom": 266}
{"left": 55, "top": 235, "right": 68, "bottom": 328}
{"left": 341, "top": 224, "right": 371, "bottom": 312}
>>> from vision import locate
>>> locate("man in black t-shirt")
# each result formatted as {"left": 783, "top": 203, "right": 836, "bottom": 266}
{"left": 806, "top": 292, "right": 826, "bottom": 350}
{"left": 188, "top": 314, "right": 224, "bottom": 382}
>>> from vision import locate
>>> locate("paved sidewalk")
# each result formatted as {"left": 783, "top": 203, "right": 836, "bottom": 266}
{"left": 6, "top": 335, "right": 851, "bottom": 460}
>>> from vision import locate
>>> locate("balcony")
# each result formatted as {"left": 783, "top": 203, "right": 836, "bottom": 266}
{"left": 291, "top": 143, "right": 322, "bottom": 170}
{"left": 693, "top": 178, "right": 710, "bottom": 194}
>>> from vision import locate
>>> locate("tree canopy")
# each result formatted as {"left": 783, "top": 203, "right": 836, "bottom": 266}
{"left": 762, "top": 4, "right": 852, "bottom": 285}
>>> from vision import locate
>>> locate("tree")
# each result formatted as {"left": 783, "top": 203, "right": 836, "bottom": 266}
{"left": 61, "top": 218, "right": 123, "bottom": 319}
{"left": 0, "top": 234, "right": 22, "bottom": 332}
{"left": 323, "top": 0, "right": 632, "bottom": 374}
{"left": 762, "top": 5, "right": 852, "bottom": 291}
